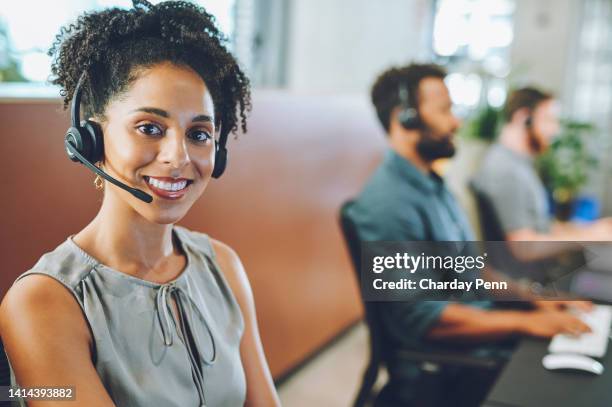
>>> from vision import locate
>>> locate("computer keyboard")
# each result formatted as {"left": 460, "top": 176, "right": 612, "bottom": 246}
{"left": 548, "top": 304, "right": 612, "bottom": 358}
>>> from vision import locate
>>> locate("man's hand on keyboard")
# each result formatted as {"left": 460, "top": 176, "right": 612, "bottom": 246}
{"left": 533, "top": 299, "right": 594, "bottom": 312}
{"left": 520, "top": 309, "right": 593, "bottom": 338}
{"left": 548, "top": 304, "right": 612, "bottom": 358}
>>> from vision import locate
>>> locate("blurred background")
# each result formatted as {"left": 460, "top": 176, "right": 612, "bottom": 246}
{"left": 1, "top": 0, "right": 611, "bottom": 405}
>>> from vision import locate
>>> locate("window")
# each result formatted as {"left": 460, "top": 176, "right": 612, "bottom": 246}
{"left": 0, "top": 0, "right": 236, "bottom": 97}
{"left": 568, "top": 0, "right": 612, "bottom": 211}
{"left": 432, "top": 0, "right": 516, "bottom": 114}
{"left": 571, "top": 0, "right": 612, "bottom": 126}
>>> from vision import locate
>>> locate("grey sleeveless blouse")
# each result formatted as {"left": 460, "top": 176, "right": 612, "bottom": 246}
{"left": 10, "top": 226, "right": 246, "bottom": 407}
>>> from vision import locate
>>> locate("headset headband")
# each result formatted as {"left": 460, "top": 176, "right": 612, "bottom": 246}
{"left": 71, "top": 72, "right": 87, "bottom": 127}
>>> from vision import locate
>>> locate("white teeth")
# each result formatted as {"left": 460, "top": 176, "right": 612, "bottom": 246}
{"left": 147, "top": 177, "right": 188, "bottom": 192}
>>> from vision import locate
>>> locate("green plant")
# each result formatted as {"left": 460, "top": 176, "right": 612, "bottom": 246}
{"left": 537, "top": 120, "right": 598, "bottom": 204}
{"left": 0, "top": 20, "right": 27, "bottom": 82}
{"left": 459, "top": 104, "right": 502, "bottom": 142}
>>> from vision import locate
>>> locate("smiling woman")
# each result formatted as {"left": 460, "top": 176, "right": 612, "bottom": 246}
{"left": 0, "top": 1, "right": 280, "bottom": 407}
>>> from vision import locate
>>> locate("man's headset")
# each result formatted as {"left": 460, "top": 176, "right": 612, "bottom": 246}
{"left": 397, "top": 82, "right": 422, "bottom": 130}
{"left": 64, "top": 72, "right": 229, "bottom": 204}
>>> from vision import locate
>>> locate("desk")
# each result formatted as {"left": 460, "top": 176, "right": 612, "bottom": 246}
{"left": 483, "top": 337, "right": 612, "bottom": 407}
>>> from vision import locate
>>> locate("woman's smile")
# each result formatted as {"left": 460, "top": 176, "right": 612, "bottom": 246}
{"left": 143, "top": 175, "right": 194, "bottom": 200}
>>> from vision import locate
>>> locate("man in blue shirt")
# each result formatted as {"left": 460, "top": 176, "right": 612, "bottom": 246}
{"left": 347, "top": 64, "right": 591, "bottom": 407}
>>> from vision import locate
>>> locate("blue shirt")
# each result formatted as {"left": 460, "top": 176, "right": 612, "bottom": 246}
{"left": 347, "top": 149, "right": 513, "bottom": 403}
{"left": 350, "top": 149, "right": 475, "bottom": 243}
{"left": 349, "top": 149, "right": 492, "bottom": 348}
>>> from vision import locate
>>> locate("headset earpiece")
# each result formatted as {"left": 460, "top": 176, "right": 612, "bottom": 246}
{"left": 211, "top": 122, "right": 228, "bottom": 179}
{"left": 212, "top": 144, "right": 227, "bottom": 179}
{"left": 65, "top": 120, "right": 104, "bottom": 164}
{"left": 81, "top": 120, "right": 104, "bottom": 163}
{"left": 398, "top": 83, "right": 422, "bottom": 130}
{"left": 65, "top": 127, "right": 89, "bottom": 162}
{"left": 65, "top": 73, "right": 104, "bottom": 164}
{"left": 398, "top": 107, "right": 421, "bottom": 130}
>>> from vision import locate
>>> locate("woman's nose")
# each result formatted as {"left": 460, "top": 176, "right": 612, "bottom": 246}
{"left": 158, "top": 134, "right": 190, "bottom": 169}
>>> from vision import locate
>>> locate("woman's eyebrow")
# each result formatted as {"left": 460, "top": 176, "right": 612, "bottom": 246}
{"left": 130, "top": 107, "right": 212, "bottom": 123}
{"left": 131, "top": 107, "right": 169, "bottom": 118}
{"left": 191, "top": 114, "right": 213, "bottom": 123}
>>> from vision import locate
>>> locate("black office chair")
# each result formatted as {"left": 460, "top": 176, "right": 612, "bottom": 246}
{"left": 469, "top": 182, "right": 534, "bottom": 280}
{"left": 469, "top": 182, "right": 580, "bottom": 288}
{"left": 468, "top": 181, "right": 506, "bottom": 242}
{"left": 339, "top": 201, "right": 386, "bottom": 407}
{"left": 0, "top": 339, "right": 11, "bottom": 407}
{"left": 0, "top": 340, "right": 9, "bottom": 386}
{"left": 339, "top": 201, "right": 500, "bottom": 407}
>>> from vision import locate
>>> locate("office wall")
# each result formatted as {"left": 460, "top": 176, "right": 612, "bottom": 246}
{"left": 283, "top": 0, "right": 584, "bottom": 98}
{"left": 510, "top": 0, "right": 581, "bottom": 100}
{"left": 285, "top": 0, "right": 434, "bottom": 94}
{"left": 0, "top": 91, "right": 386, "bottom": 377}
{"left": 284, "top": 0, "right": 581, "bottom": 96}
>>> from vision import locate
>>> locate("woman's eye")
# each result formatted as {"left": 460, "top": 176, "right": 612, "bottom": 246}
{"left": 189, "top": 130, "right": 212, "bottom": 143}
{"left": 137, "top": 123, "right": 163, "bottom": 136}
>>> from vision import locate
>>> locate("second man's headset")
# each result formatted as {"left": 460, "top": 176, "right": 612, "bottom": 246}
{"left": 397, "top": 82, "right": 422, "bottom": 130}
{"left": 64, "top": 71, "right": 229, "bottom": 204}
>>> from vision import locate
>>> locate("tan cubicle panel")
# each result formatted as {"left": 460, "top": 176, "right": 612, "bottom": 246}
{"left": 0, "top": 90, "right": 385, "bottom": 377}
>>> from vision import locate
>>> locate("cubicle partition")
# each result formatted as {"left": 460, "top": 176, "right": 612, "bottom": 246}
{"left": 0, "top": 90, "right": 385, "bottom": 377}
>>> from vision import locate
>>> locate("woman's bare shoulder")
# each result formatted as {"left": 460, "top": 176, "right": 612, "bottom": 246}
{"left": 0, "top": 274, "right": 91, "bottom": 348}
{"left": 0, "top": 276, "right": 114, "bottom": 405}
{"left": 208, "top": 239, "right": 254, "bottom": 308}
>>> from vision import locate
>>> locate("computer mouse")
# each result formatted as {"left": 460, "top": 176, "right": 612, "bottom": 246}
{"left": 542, "top": 353, "right": 604, "bottom": 375}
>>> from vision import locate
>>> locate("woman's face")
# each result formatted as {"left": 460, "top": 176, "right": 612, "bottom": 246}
{"left": 99, "top": 62, "right": 216, "bottom": 224}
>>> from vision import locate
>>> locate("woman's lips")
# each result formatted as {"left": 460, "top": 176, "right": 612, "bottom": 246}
{"left": 143, "top": 176, "right": 192, "bottom": 200}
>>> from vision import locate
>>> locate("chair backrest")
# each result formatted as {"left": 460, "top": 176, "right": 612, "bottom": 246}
{"left": 339, "top": 201, "right": 386, "bottom": 364}
{"left": 469, "top": 181, "right": 569, "bottom": 284}
{"left": 469, "top": 181, "right": 506, "bottom": 242}
{"left": 0, "top": 340, "right": 10, "bottom": 386}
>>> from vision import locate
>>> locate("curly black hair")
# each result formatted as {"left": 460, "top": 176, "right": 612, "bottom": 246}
{"left": 48, "top": 0, "right": 251, "bottom": 139}
{"left": 371, "top": 63, "right": 446, "bottom": 133}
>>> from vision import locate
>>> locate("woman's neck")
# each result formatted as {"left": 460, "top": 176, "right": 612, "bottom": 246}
{"left": 74, "top": 192, "right": 178, "bottom": 278}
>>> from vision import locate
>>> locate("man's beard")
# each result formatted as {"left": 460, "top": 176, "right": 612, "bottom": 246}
{"left": 416, "top": 128, "right": 456, "bottom": 161}
{"left": 527, "top": 128, "right": 547, "bottom": 154}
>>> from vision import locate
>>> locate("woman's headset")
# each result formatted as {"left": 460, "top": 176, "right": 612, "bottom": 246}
{"left": 64, "top": 71, "right": 229, "bottom": 204}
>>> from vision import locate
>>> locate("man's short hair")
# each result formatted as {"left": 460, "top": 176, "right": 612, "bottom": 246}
{"left": 503, "top": 87, "right": 554, "bottom": 122}
{"left": 371, "top": 63, "right": 447, "bottom": 133}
